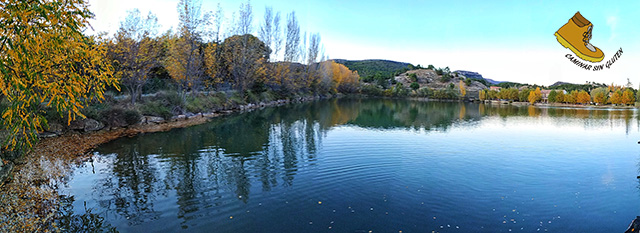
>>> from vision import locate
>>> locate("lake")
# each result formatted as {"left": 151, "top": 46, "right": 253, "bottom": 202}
{"left": 59, "top": 99, "right": 640, "bottom": 232}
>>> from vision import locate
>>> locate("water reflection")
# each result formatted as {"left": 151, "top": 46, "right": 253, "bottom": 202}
{"left": 66, "top": 99, "right": 640, "bottom": 230}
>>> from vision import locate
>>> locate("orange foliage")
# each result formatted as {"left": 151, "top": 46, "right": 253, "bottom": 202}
{"left": 576, "top": 90, "right": 591, "bottom": 104}
{"left": 321, "top": 61, "right": 359, "bottom": 93}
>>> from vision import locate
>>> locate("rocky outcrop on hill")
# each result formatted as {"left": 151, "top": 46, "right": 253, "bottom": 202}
{"left": 394, "top": 69, "right": 488, "bottom": 98}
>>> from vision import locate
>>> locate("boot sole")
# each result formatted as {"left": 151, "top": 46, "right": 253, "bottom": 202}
{"left": 554, "top": 32, "right": 604, "bottom": 62}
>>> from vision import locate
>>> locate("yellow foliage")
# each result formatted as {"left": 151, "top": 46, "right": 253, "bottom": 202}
{"left": 0, "top": 0, "right": 119, "bottom": 150}
{"left": 321, "top": 61, "right": 359, "bottom": 93}
{"left": 622, "top": 89, "right": 635, "bottom": 105}
{"left": 528, "top": 87, "right": 541, "bottom": 104}
{"left": 458, "top": 80, "right": 466, "bottom": 97}
{"left": 610, "top": 91, "right": 622, "bottom": 105}
{"left": 478, "top": 90, "right": 486, "bottom": 101}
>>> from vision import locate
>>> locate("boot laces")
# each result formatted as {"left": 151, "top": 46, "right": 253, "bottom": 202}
{"left": 582, "top": 26, "right": 596, "bottom": 52}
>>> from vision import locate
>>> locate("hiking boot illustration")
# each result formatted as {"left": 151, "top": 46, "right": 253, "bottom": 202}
{"left": 554, "top": 11, "right": 604, "bottom": 62}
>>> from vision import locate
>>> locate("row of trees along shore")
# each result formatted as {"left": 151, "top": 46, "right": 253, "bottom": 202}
{"left": 478, "top": 84, "right": 638, "bottom": 105}
{"left": 0, "top": 0, "right": 360, "bottom": 152}
{"left": 112, "top": 0, "right": 362, "bottom": 105}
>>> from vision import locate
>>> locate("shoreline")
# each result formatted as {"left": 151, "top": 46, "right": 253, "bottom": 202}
{"left": 0, "top": 95, "right": 324, "bottom": 232}
{"left": 482, "top": 100, "right": 639, "bottom": 109}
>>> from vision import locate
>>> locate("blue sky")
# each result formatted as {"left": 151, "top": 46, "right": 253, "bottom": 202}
{"left": 88, "top": 0, "right": 639, "bottom": 86}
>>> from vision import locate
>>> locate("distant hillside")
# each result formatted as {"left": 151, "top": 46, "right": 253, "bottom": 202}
{"left": 453, "top": 70, "right": 502, "bottom": 85}
{"left": 333, "top": 59, "right": 413, "bottom": 78}
{"left": 484, "top": 78, "right": 503, "bottom": 85}
{"left": 550, "top": 81, "right": 573, "bottom": 87}
{"left": 549, "top": 81, "right": 606, "bottom": 91}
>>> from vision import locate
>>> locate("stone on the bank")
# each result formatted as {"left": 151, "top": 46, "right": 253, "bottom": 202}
{"left": 46, "top": 122, "right": 64, "bottom": 134}
{"left": 84, "top": 119, "right": 104, "bottom": 131}
{"left": 69, "top": 118, "right": 105, "bottom": 132}
{"left": 142, "top": 116, "right": 164, "bottom": 124}
{"left": 171, "top": 115, "right": 187, "bottom": 121}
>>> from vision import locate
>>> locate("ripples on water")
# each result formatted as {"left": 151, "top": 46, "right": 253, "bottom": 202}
{"left": 59, "top": 99, "right": 640, "bottom": 232}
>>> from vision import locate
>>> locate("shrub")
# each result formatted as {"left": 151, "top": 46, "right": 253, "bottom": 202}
{"left": 102, "top": 107, "right": 128, "bottom": 127}
{"left": 440, "top": 74, "right": 451, "bottom": 82}
{"left": 123, "top": 109, "right": 141, "bottom": 125}
{"left": 245, "top": 90, "right": 260, "bottom": 104}
{"left": 410, "top": 82, "right": 420, "bottom": 91}
{"left": 138, "top": 101, "right": 172, "bottom": 120}
{"left": 418, "top": 87, "right": 433, "bottom": 97}
{"left": 408, "top": 73, "right": 417, "bottom": 82}
{"left": 360, "top": 84, "right": 383, "bottom": 96}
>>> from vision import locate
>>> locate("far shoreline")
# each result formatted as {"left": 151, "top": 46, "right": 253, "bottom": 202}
{"left": 480, "top": 100, "right": 639, "bottom": 110}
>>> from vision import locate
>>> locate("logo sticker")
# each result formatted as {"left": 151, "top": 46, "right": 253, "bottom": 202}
{"left": 555, "top": 11, "right": 622, "bottom": 71}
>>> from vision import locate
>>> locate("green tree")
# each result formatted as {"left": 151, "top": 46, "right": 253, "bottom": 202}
{"left": 410, "top": 82, "right": 420, "bottom": 91}
{"left": 408, "top": 73, "right": 418, "bottom": 82}
{"left": 488, "top": 90, "right": 499, "bottom": 100}
{"left": 0, "top": 0, "right": 119, "bottom": 150}
{"left": 547, "top": 90, "right": 558, "bottom": 103}
{"left": 518, "top": 89, "right": 531, "bottom": 102}
{"left": 590, "top": 87, "right": 608, "bottom": 105}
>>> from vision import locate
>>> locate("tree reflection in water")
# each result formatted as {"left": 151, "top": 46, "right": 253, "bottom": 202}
{"left": 66, "top": 99, "right": 639, "bottom": 229}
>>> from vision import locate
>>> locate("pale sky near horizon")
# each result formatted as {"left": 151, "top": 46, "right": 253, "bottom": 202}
{"left": 87, "top": 0, "right": 640, "bottom": 86}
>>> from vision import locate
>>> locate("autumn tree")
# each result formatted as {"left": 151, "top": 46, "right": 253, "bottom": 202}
{"left": 109, "top": 9, "right": 160, "bottom": 104}
{"left": 622, "top": 89, "right": 635, "bottom": 105}
{"left": 576, "top": 90, "right": 591, "bottom": 104}
{"left": 566, "top": 90, "right": 578, "bottom": 104}
{"left": 528, "top": 87, "right": 542, "bottom": 104}
{"left": 556, "top": 91, "right": 566, "bottom": 103}
{"left": 590, "top": 87, "right": 608, "bottom": 105}
{"left": 637, "top": 84, "right": 640, "bottom": 104}
{"left": 458, "top": 80, "right": 466, "bottom": 97}
{"left": 0, "top": 0, "right": 119, "bottom": 150}
{"left": 610, "top": 90, "right": 623, "bottom": 105}
{"left": 219, "top": 34, "right": 270, "bottom": 92}
{"left": 479, "top": 90, "right": 486, "bottom": 101}
{"left": 166, "top": 0, "right": 209, "bottom": 100}
{"left": 321, "top": 61, "right": 359, "bottom": 93}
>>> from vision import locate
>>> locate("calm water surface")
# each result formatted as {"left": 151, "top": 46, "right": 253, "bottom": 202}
{"left": 59, "top": 99, "right": 640, "bottom": 232}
